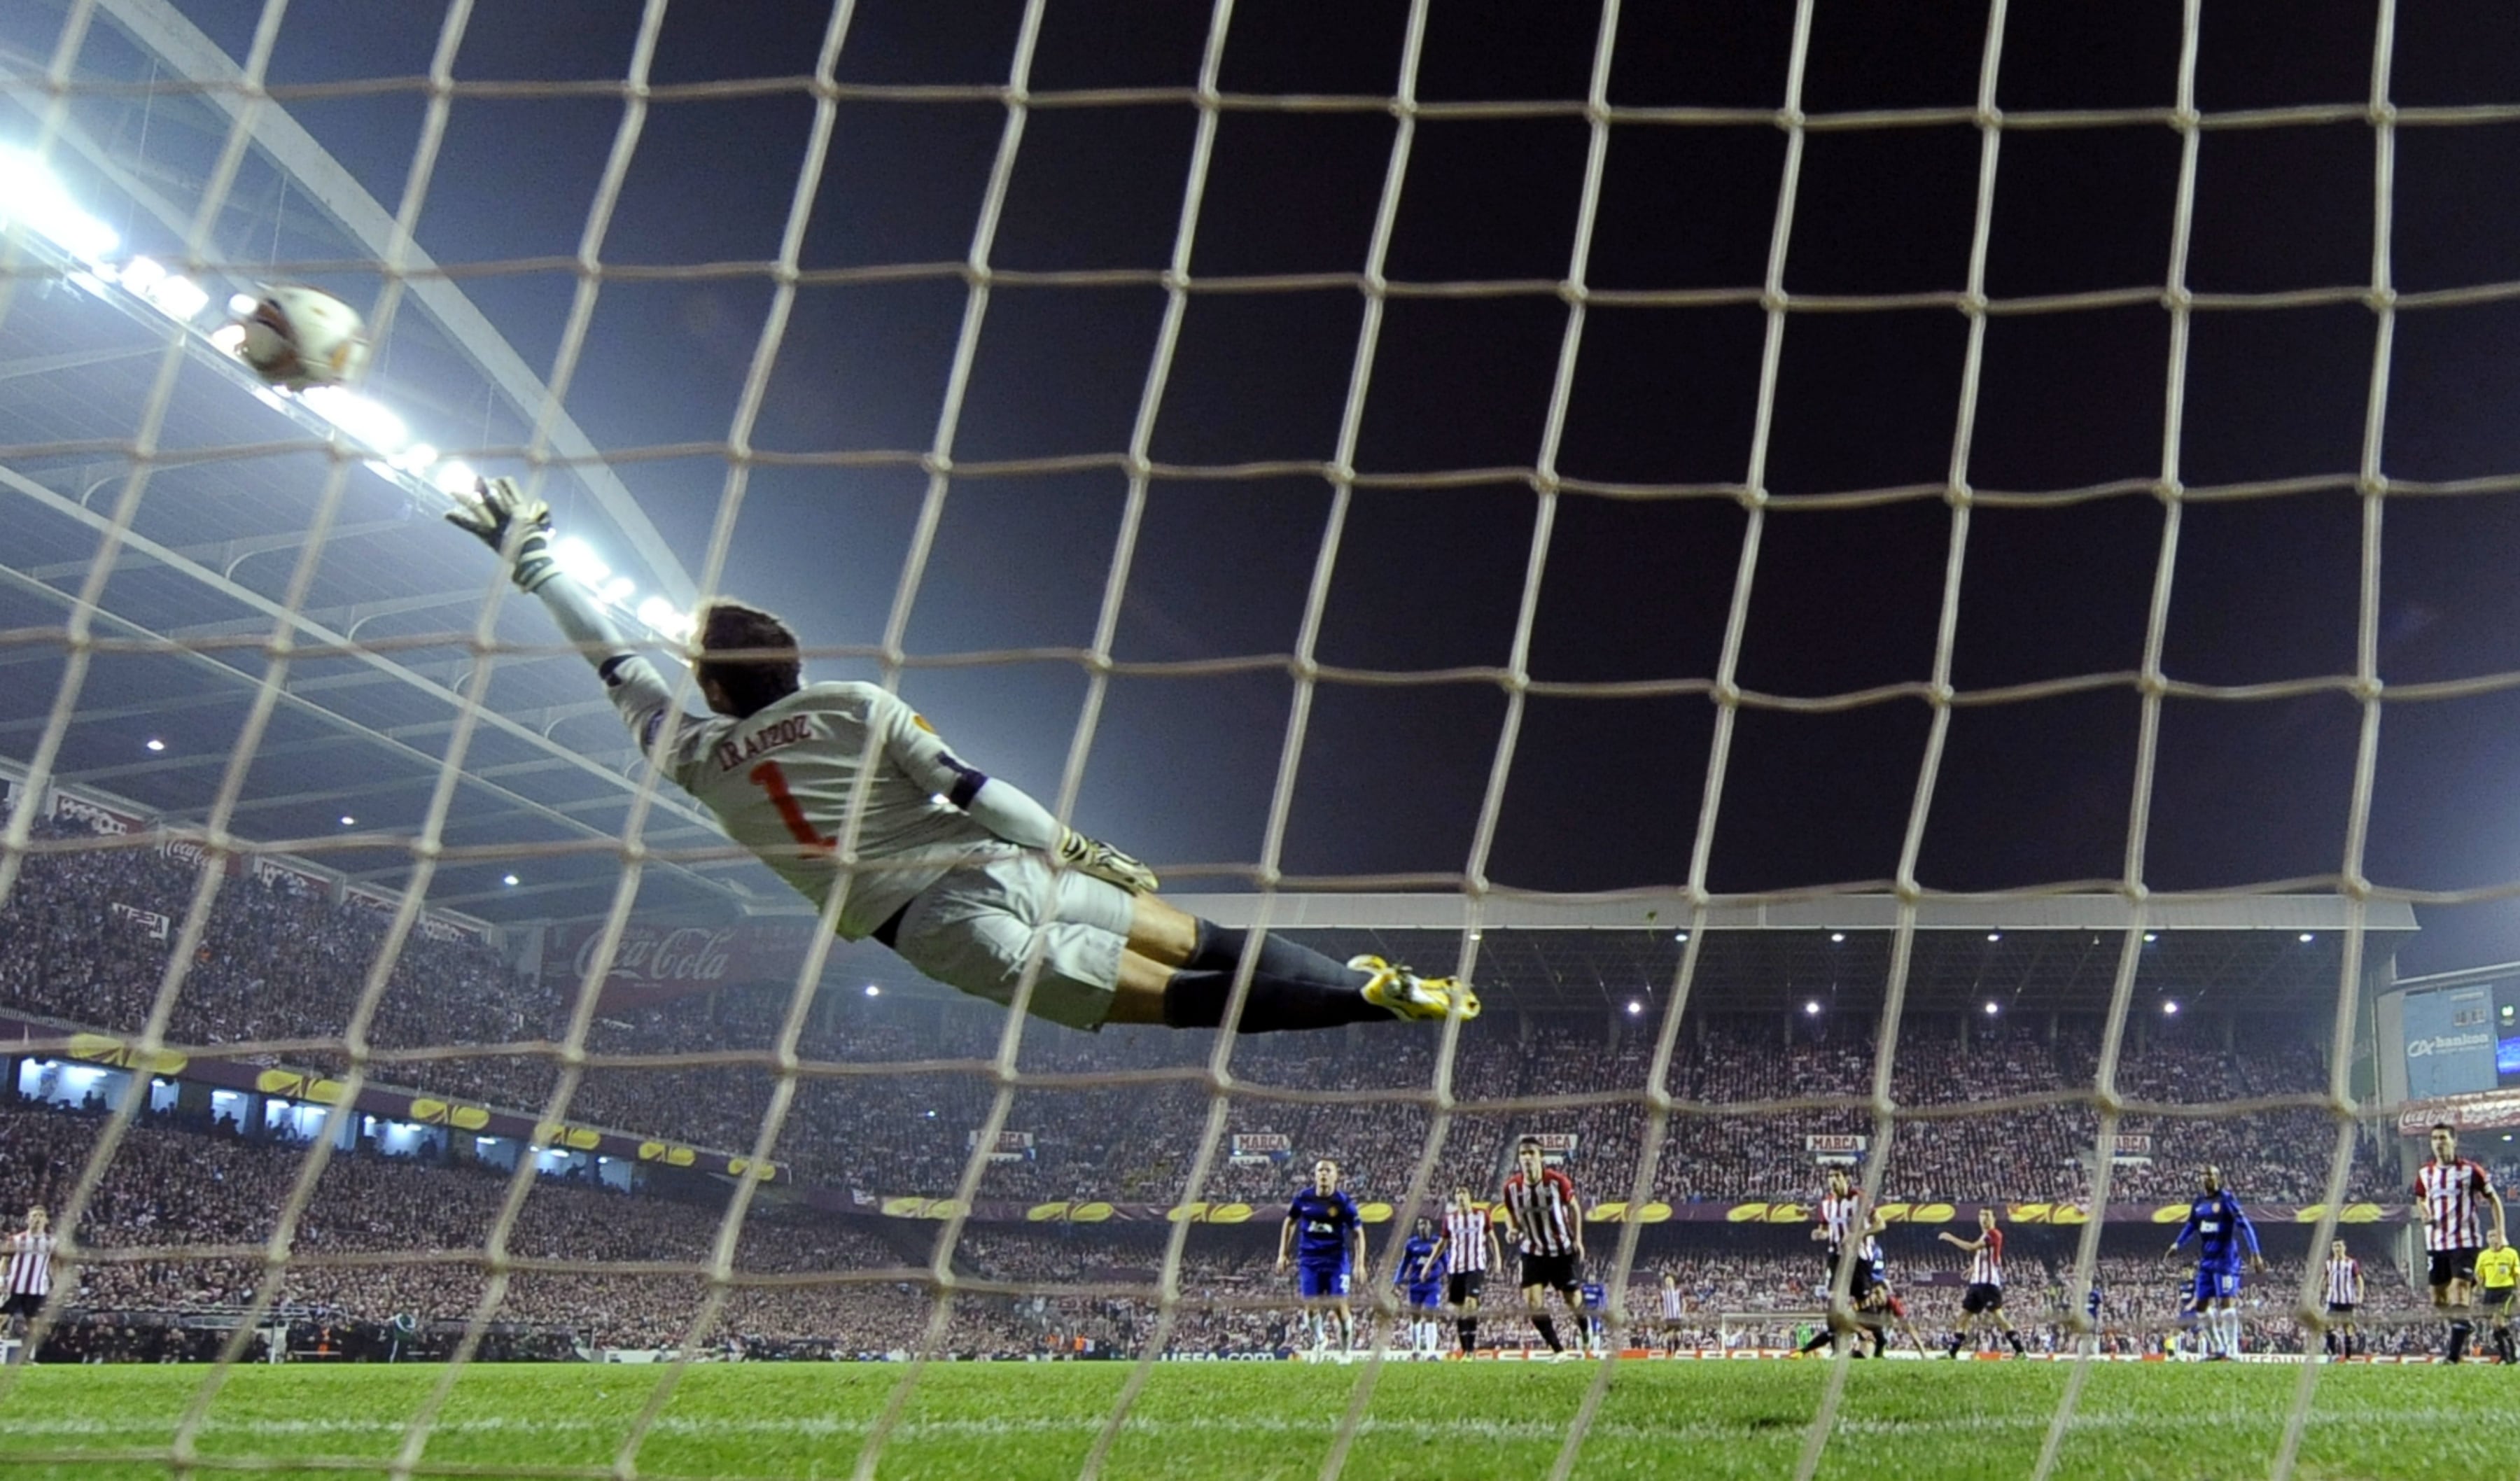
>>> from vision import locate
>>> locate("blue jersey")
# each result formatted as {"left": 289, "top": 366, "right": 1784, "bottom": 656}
{"left": 1287, "top": 1188, "right": 1361, "bottom": 1267}
{"left": 1578, "top": 1281, "right": 1607, "bottom": 1312}
{"left": 1394, "top": 1234, "right": 1446, "bottom": 1291}
{"left": 2085, "top": 1284, "right": 2104, "bottom": 1320}
{"left": 2171, "top": 1191, "right": 2260, "bottom": 1271}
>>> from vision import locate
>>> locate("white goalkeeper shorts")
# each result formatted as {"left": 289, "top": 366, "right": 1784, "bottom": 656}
{"left": 889, "top": 843, "right": 1135, "bottom": 1030}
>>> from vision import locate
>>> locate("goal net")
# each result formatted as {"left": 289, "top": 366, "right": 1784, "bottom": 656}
{"left": 0, "top": 0, "right": 2498, "bottom": 1475}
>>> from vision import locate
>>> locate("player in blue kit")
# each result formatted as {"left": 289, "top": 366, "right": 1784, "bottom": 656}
{"left": 1279, "top": 1160, "right": 1367, "bottom": 1356}
{"left": 1392, "top": 1217, "right": 1448, "bottom": 1359}
{"left": 1576, "top": 1279, "right": 1610, "bottom": 1357}
{"left": 2164, "top": 1163, "right": 2264, "bottom": 1359}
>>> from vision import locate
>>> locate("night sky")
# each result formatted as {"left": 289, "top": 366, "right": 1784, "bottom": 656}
{"left": 50, "top": 0, "right": 2520, "bottom": 972}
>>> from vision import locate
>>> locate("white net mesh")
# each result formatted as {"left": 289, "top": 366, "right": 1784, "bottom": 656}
{"left": 0, "top": 0, "right": 2510, "bottom": 1474}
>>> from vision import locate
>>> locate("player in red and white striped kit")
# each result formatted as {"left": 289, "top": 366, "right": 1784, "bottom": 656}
{"left": 1429, "top": 1185, "right": 1502, "bottom": 1355}
{"left": 1938, "top": 1206, "right": 2025, "bottom": 1357}
{"left": 2414, "top": 1121, "right": 2504, "bottom": 1363}
{"left": 1500, "top": 1138, "right": 1586, "bottom": 1356}
{"left": 2320, "top": 1239, "right": 2363, "bottom": 1360}
{"left": 2, "top": 1207, "right": 55, "bottom": 1364}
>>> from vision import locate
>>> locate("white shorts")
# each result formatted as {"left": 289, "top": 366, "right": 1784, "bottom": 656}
{"left": 889, "top": 845, "right": 1136, "bottom": 1030}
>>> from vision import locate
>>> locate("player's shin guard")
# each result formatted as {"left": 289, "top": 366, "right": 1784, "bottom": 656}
{"left": 2448, "top": 1318, "right": 2472, "bottom": 1362}
{"left": 1458, "top": 1318, "right": 1477, "bottom": 1353}
{"left": 1534, "top": 1314, "right": 1564, "bottom": 1353}
{"left": 1187, "top": 922, "right": 1362, "bottom": 988}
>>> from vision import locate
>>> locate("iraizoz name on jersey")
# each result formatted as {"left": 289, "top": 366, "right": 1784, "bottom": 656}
{"left": 713, "top": 715, "right": 818, "bottom": 773}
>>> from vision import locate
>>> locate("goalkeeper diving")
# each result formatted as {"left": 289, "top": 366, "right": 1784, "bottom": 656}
{"left": 449, "top": 479, "right": 1477, "bottom": 1034}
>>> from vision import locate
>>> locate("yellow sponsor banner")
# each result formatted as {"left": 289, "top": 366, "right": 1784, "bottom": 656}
{"left": 2152, "top": 1204, "right": 2191, "bottom": 1223}
{"left": 1028, "top": 1202, "right": 1070, "bottom": 1222}
{"left": 255, "top": 1069, "right": 346, "bottom": 1104}
{"left": 2052, "top": 1205, "right": 2089, "bottom": 1225}
{"left": 1765, "top": 1202, "right": 1807, "bottom": 1224}
{"left": 533, "top": 1123, "right": 602, "bottom": 1151}
{"left": 1874, "top": 1202, "right": 1911, "bottom": 1223}
{"left": 410, "top": 1098, "right": 492, "bottom": 1132}
{"left": 636, "top": 1142, "right": 696, "bottom": 1167}
{"left": 1634, "top": 1202, "right": 1671, "bottom": 1223}
{"left": 1357, "top": 1202, "right": 1392, "bottom": 1224}
{"left": 66, "top": 1033, "right": 188, "bottom": 1075}
{"left": 2338, "top": 1202, "right": 2384, "bottom": 1223}
{"left": 882, "top": 1197, "right": 928, "bottom": 1217}
{"left": 1070, "top": 1201, "right": 1114, "bottom": 1223}
{"left": 2011, "top": 1203, "right": 2053, "bottom": 1225}
{"left": 1210, "top": 1203, "right": 1253, "bottom": 1224}
{"left": 727, "top": 1158, "right": 778, "bottom": 1180}
{"left": 1590, "top": 1202, "right": 1628, "bottom": 1223}
{"left": 1726, "top": 1202, "right": 1770, "bottom": 1223}
{"left": 1912, "top": 1203, "right": 1956, "bottom": 1224}
{"left": 1169, "top": 1202, "right": 1210, "bottom": 1223}
{"left": 2295, "top": 1203, "right": 2328, "bottom": 1224}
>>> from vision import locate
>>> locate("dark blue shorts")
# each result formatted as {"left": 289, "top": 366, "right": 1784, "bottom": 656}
{"left": 2189, "top": 1267, "right": 2242, "bottom": 1304}
{"left": 1297, "top": 1263, "right": 1350, "bottom": 1300}
{"left": 1407, "top": 1283, "right": 1445, "bottom": 1311}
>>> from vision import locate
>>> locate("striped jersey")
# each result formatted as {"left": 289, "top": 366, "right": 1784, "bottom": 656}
{"left": 4, "top": 1231, "right": 54, "bottom": 1298}
{"left": 1442, "top": 1207, "right": 1492, "bottom": 1272}
{"left": 2323, "top": 1255, "right": 2361, "bottom": 1307}
{"left": 1502, "top": 1166, "right": 1581, "bottom": 1257}
{"left": 1661, "top": 1284, "right": 1685, "bottom": 1320}
{"left": 1816, "top": 1192, "right": 1860, "bottom": 1249}
{"left": 1968, "top": 1228, "right": 2004, "bottom": 1288}
{"left": 2414, "top": 1158, "right": 2495, "bottom": 1252}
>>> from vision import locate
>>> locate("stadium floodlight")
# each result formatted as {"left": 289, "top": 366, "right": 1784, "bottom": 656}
{"left": 387, "top": 442, "right": 438, "bottom": 474}
{"left": 1983, "top": 1002, "right": 1998, "bottom": 1016}
{"left": 1804, "top": 1000, "right": 1821, "bottom": 1016}
{"left": 551, "top": 535, "right": 611, "bottom": 589}
{"left": 2143, "top": 932, "right": 2159, "bottom": 943}
{"left": 430, "top": 460, "right": 479, "bottom": 497}
{"left": 298, "top": 385, "right": 408, "bottom": 454}
{"left": 116, "top": 256, "right": 211, "bottom": 321}
{"left": 636, "top": 596, "right": 695, "bottom": 643}
{"left": 598, "top": 575, "right": 636, "bottom": 605}
{"left": 2163, "top": 1000, "right": 2180, "bottom": 1016}
{"left": 864, "top": 985, "right": 881, "bottom": 997}
{"left": 339, "top": 815, "right": 355, "bottom": 826}
{"left": 501, "top": 873, "right": 519, "bottom": 886}
{"left": 144, "top": 738, "right": 164, "bottom": 752}
{"left": 2298, "top": 932, "right": 2315, "bottom": 943}
{"left": 1986, "top": 932, "right": 2002, "bottom": 942}
{"left": 0, "top": 146, "right": 120, "bottom": 260}
{"left": 1626, "top": 1000, "right": 1643, "bottom": 1016}
{"left": 1828, "top": 932, "right": 1845, "bottom": 943}
{"left": 1674, "top": 931, "right": 1687, "bottom": 942}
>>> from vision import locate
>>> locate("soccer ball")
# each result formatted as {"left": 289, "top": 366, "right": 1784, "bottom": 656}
{"left": 232, "top": 284, "right": 368, "bottom": 391}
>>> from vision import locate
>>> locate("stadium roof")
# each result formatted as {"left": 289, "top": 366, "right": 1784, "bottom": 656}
{"left": 0, "top": 0, "right": 778, "bottom": 926}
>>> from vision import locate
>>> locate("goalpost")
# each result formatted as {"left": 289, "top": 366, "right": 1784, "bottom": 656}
{"left": 0, "top": 0, "right": 2484, "bottom": 1475}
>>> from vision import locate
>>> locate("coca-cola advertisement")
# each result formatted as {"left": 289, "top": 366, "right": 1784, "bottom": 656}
{"left": 550, "top": 919, "right": 826, "bottom": 1010}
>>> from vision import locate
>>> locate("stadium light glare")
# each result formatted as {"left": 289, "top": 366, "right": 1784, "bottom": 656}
{"left": 209, "top": 323, "right": 248, "bottom": 356}
{"left": 1984, "top": 1002, "right": 1998, "bottom": 1016}
{"left": 2163, "top": 1000, "right": 2179, "bottom": 1016}
{"left": 551, "top": 536, "right": 610, "bottom": 588}
{"left": 2143, "top": 932, "right": 2158, "bottom": 943}
{"left": 864, "top": 985, "right": 881, "bottom": 997}
{"left": 1829, "top": 932, "right": 1844, "bottom": 943}
{"left": 1804, "top": 1000, "right": 1821, "bottom": 1016}
{"left": 501, "top": 873, "right": 519, "bottom": 886}
{"left": 1986, "top": 932, "right": 2002, "bottom": 942}
{"left": 599, "top": 575, "right": 636, "bottom": 605}
{"left": 0, "top": 147, "right": 120, "bottom": 260}
{"left": 1626, "top": 1000, "right": 1644, "bottom": 1016}
{"left": 2298, "top": 932, "right": 2314, "bottom": 943}
{"left": 144, "top": 738, "right": 164, "bottom": 752}
{"left": 228, "top": 292, "right": 259, "bottom": 316}
{"left": 431, "top": 460, "right": 479, "bottom": 496}
{"left": 299, "top": 385, "right": 408, "bottom": 454}
{"left": 1673, "top": 932, "right": 1687, "bottom": 942}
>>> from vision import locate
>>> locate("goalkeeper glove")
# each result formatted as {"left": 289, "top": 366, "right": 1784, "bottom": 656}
{"left": 1058, "top": 829, "right": 1159, "bottom": 894}
{"left": 445, "top": 477, "right": 559, "bottom": 594}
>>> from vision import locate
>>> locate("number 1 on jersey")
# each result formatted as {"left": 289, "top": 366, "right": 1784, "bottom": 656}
{"left": 749, "top": 760, "right": 834, "bottom": 854}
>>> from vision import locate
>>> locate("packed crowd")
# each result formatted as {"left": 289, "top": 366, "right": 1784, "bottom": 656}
{"left": 0, "top": 813, "right": 2407, "bottom": 1221}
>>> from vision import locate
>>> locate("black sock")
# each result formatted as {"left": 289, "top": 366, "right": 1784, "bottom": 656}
{"left": 1161, "top": 969, "right": 1385, "bottom": 1032}
{"left": 1458, "top": 1319, "right": 1476, "bottom": 1352}
{"left": 2008, "top": 1331, "right": 2024, "bottom": 1354}
{"left": 2324, "top": 1330, "right": 2337, "bottom": 1355}
{"left": 2450, "top": 1319, "right": 2472, "bottom": 1361}
{"left": 1800, "top": 1326, "right": 1833, "bottom": 1354}
{"left": 1535, "top": 1315, "right": 1562, "bottom": 1352}
{"left": 1189, "top": 920, "right": 1364, "bottom": 986}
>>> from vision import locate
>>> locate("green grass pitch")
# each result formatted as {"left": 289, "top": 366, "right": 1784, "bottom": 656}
{"left": 0, "top": 1362, "right": 2512, "bottom": 1480}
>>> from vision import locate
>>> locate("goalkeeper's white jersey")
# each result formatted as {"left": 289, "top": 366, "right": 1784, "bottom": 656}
{"left": 604, "top": 665, "right": 1000, "bottom": 938}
